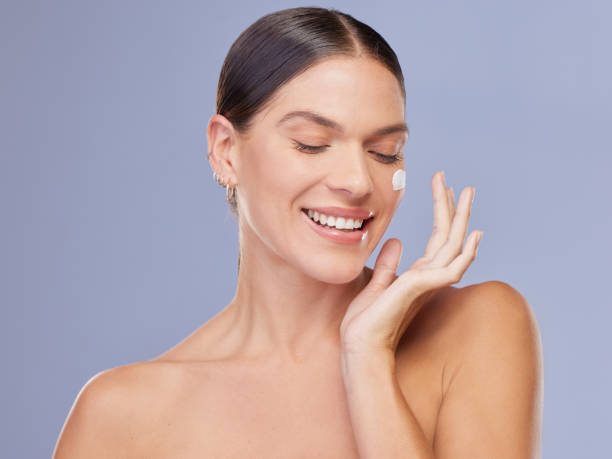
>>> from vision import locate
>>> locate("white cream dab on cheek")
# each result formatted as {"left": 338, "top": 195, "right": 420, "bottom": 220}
{"left": 392, "top": 169, "right": 406, "bottom": 190}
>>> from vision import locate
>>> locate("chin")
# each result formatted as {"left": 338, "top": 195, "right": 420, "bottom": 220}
{"left": 300, "top": 259, "right": 366, "bottom": 284}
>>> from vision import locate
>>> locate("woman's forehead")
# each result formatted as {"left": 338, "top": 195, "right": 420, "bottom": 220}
{"left": 256, "top": 59, "right": 404, "bottom": 129}
{"left": 280, "top": 57, "right": 401, "bottom": 99}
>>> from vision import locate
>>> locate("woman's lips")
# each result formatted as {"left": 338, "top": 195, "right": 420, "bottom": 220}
{"left": 300, "top": 209, "right": 372, "bottom": 244}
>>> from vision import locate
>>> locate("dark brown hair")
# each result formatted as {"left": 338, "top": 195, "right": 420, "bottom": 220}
{"left": 214, "top": 6, "right": 406, "bottom": 271}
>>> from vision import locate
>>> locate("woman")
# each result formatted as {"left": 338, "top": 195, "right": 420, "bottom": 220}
{"left": 54, "top": 7, "right": 542, "bottom": 458}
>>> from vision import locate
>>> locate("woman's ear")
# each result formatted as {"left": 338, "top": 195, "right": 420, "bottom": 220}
{"left": 206, "top": 114, "right": 240, "bottom": 185}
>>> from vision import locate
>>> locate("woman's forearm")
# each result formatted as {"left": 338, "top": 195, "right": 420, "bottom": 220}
{"left": 341, "top": 351, "right": 435, "bottom": 459}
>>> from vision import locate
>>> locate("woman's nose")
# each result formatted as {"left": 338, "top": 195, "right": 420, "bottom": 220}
{"left": 326, "top": 146, "right": 374, "bottom": 198}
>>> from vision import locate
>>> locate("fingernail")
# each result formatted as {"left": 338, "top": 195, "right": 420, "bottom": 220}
{"left": 440, "top": 170, "right": 446, "bottom": 186}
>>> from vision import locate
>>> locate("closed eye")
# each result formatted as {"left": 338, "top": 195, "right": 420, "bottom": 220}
{"left": 291, "top": 140, "right": 402, "bottom": 164}
{"left": 292, "top": 141, "right": 328, "bottom": 153}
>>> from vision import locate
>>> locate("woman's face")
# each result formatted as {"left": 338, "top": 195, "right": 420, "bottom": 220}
{"left": 233, "top": 56, "right": 407, "bottom": 283}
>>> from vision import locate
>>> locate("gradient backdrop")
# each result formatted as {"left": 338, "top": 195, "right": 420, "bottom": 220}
{"left": 2, "top": 1, "right": 610, "bottom": 457}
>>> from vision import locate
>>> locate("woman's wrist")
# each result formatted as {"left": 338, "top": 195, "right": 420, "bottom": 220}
{"left": 339, "top": 345, "right": 434, "bottom": 458}
{"left": 340, "top": 346, "right": 396, "bottom": 383}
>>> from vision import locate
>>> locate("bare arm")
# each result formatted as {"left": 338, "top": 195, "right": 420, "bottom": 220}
{"left": 433, "top": 281, "right": 543, "bottom": 458}
{"left": 341, "top": 351, "right": 435, "bottom": 458}
{"left": 341, "top": 281, "right": 543, "bottom": 458}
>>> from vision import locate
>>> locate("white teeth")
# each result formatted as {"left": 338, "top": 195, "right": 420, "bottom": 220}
{"left": 304, "top": 209, "right": 365, "bottom": 230}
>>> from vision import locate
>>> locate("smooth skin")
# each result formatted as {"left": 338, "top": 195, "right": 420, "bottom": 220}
{"left": 340, "top": 171, "right": 480, "bottom": 357}
{"left": 54, "top": 56, "right": 542, "bottom": 458}
{"left": 339, "top": 170, "right": 542, "bottom": 458}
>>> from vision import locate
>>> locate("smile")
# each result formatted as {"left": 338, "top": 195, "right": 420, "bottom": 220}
{"left": 300, "top": 208, "right": 374, "bottom": 244}
{"left": 304, "top": 208, "right": 365, "bottom": 231}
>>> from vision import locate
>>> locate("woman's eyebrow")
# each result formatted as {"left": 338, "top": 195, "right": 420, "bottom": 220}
{"left": 276, "top": 110, "right": 409, "bottom": 138}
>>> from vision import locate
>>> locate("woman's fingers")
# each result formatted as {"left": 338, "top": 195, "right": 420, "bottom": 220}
{"left": 423, "top": 171, "right": 451, "bottom": 258}
{"left": 421, "top": 171, "right": 478, "bottom": 273}
{"left": 447, "top": 187, "right": 455, "bottom": 221}
{"left": 442, "top": 229, "right": 481, "bottom": 283}
{"left": 405, "top": 229, "right": 482, "bottom": 292}
{"left": 429, "top": 186, "right": 475, "bottom": 267}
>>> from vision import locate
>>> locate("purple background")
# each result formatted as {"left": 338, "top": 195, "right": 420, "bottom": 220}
{"left": 2, "top": 1, "right": 610, "bottom": 457}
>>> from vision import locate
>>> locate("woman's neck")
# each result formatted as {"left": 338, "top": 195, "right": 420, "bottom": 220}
{"left": 224, "top": 224, "right": 369, "bottom": 364}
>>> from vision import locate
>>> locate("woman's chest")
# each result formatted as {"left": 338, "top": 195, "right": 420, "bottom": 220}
{"left": 138, "top": 356, "right": 442, "bottom": 458}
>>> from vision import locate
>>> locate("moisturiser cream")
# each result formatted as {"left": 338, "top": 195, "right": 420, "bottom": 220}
{"left": 392, "top": 169, "right": 406, "bottom": 191}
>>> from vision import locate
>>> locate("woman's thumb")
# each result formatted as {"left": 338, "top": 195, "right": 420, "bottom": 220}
{"left": 367, "top": 238, "right": 402, "bottom": 291}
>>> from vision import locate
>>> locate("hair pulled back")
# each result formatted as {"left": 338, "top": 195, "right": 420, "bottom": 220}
{"left": 214, "top": 7, "right": 405, "bottom": 272}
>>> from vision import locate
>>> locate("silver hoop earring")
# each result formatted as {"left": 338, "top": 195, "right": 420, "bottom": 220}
{"left": 226, "top": 184, "right": 236, "bottom": 202}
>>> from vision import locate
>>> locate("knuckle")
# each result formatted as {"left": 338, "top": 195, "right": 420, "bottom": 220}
{"left": 418, "top": 254, "right": 433, "bottom": 265}
{"left": 446, "top": 266, "right": 462, "bottom": 283}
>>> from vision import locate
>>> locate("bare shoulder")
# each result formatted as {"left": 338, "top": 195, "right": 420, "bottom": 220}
{"left": 53, "top": 360, "right": 184, "bottom": 458}
{"left": 399, "top": 279, "right": 539, "bottom": 353}
{"left": 431, "top": 280, "right": 542, "bottom": 388}
{"left": 453, "top": 279, "right": 539, "bottom": 326}
{"left": 443, "top": 280, "right": 541, "bottom": 365}
{"left": 432, "top": 280, "right": 544, "bottom": 458}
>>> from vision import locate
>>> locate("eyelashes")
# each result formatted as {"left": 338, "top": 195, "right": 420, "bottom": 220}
{"left": 291, "top": 140, "right": 403, "bottom": 164}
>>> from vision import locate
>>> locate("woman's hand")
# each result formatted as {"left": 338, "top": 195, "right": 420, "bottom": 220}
{"left": 339, "top": 171, "right": 483, "bottom": 358}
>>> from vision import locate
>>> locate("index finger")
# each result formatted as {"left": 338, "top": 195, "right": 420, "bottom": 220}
{"left": 423, "top": 170, "right": 452, "bottom": 258}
